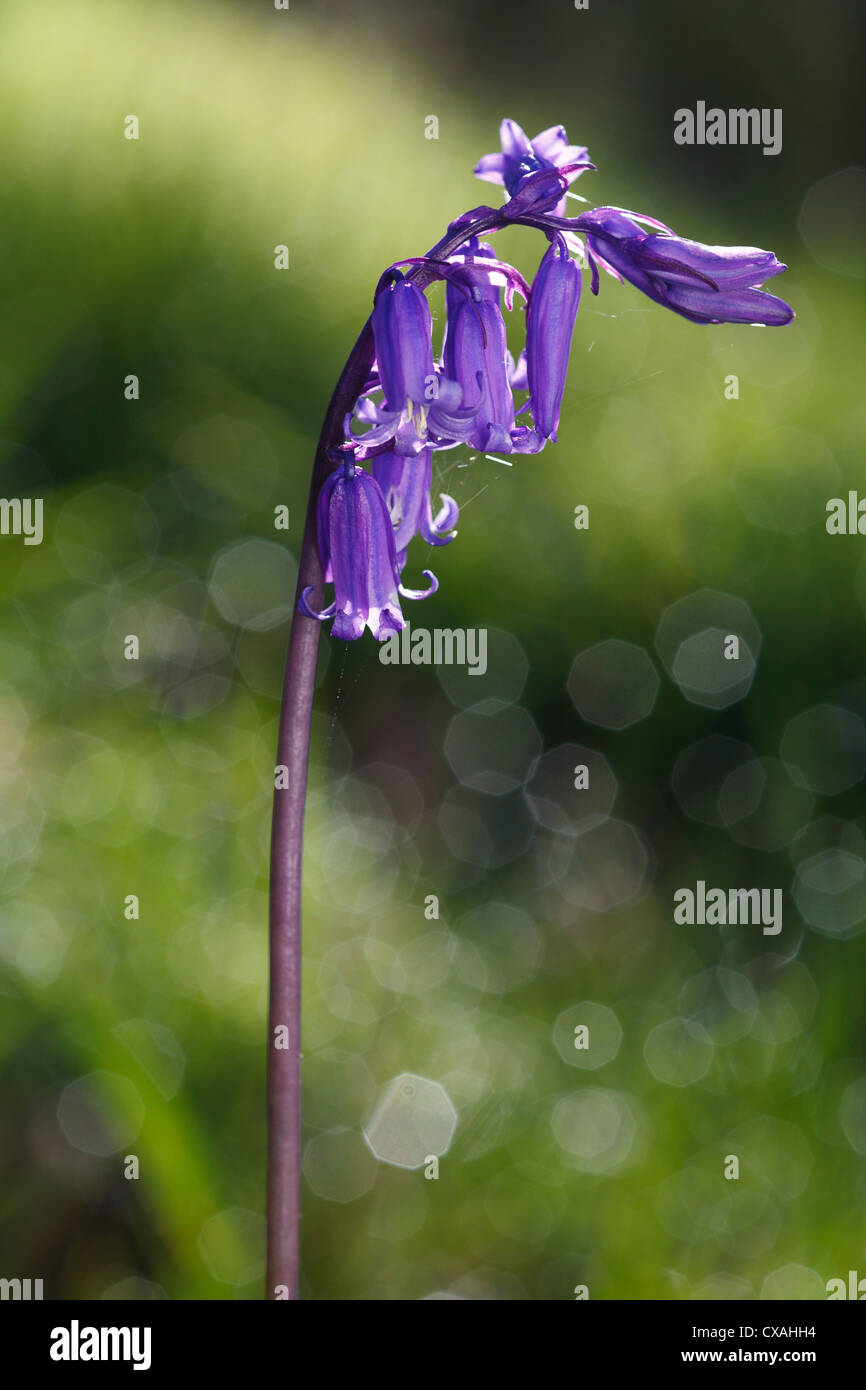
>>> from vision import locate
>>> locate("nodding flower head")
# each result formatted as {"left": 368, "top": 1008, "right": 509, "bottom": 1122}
{"left": 575, "top": 207, "right": 795, "bottom": 326}
{"left": 300, "top": 120, "right": 794, "bottom": 639}
{"left": 300, "top": 449, "right": 437, "bottom": 642}
{"left": 475, "top": 118, "right": 594, "bottom": 216}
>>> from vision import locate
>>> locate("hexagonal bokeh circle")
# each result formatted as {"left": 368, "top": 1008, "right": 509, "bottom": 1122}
{"left": 780, "top": 703, "right": 866, "bottom": 796}
{"left": 671, "top": 626, "right": 756, "bottom": 710}
{"left": 435, "top": 626, "right": 529, "bottom": 712}
{"left": 643, "top": 1018, "right": 714, "bottom": 1087}
{"left": 438, "top": 784, "right": 535, "bottom": 872}
{"left": 363, "top": 1073, "right": 457, "bottom": 1170}
{"left": 553, "top": 1001, "right": 623, "bottom": 1070}
{"left": 656, "top": 588, "right": 761, "bottom": 664}
{"left": 57, "top": 1071, "right": 145, "bottom": 1156}
{"left": 656, "top": 589, "right": 761, "bottom": 710}
{"left": 556, "top": 818, "right": 649, "bottom": 913}
{"left": 197, "top": 1207, "right": 265, "bottom": 1286}
{"left": 523, "top": 742, "right": 617, "bottom": 835}
{"left": 798, "top": 167, "right": 866, "bottom": 278}
{"left": 550, "top": 1088, "right": 639, "bottom": 1173}
{"left": 671, "top": 735, "right": 756, "bottom": 828}
{"left": 567, "top": 639, "right": 660, "bottom": 730}
{"left": 722, "top": 756, "right": 813, "bottom": 853}
{"left": 454, "top": 902, "right": 542, "bottom": 994}
{"left": 444, "top": 703, "right": 541, "bottom": 795}
{"left": 208, "top": 537, "right": 297, "bottom": 631}
{"left": 302, "top": 1128, "right": 378, "bottom": 1203}
{"left": 793, "top": 847, "right": 866, "bottom": 937}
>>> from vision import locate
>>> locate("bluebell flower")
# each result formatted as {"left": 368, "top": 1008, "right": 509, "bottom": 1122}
{"left": 372, "top": 447, "right": 458, "bottom": 562}
{"left": 373, "top": 277, "right": 432, "bottom": 417}
{"left": 436, "top": 239, "right": 546, "bottom": 454}
{"left": 300, "top": 451, "right": 437, "bottom": 641}
{"left": 475, "top": 118, "right": 594, "bottom": 216}
{"left": 574, "top": 207, "right": 795, "bottom": 326}
{"left": 353, "top": 274, "right": 477, "bottom": 455}
{"left": 525, "top": 236, "right": 582, "bottom": 442}
{"left": 442, "top": 281, "right": 515, "bottom": 454}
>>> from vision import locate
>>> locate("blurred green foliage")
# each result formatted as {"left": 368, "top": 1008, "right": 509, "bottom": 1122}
{"left": 1, "top": 0, "right": 864, "bottom": 1300}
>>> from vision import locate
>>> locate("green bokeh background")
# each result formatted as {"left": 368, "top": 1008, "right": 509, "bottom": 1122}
{"left": 1, "top": 0, "right": 865, "bottom": 1299}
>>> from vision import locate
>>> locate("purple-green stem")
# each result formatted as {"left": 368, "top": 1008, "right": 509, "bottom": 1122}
{"left": 266, "top": 212, "right": 499, "bottom": 1299}
{"left": 266, "top": 318, "right": 372, "bottom": 1300}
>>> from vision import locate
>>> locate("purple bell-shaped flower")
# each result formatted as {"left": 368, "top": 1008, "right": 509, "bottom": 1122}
{"left": 525, "top": 236, "right": 582, "bottom": 442}
{"left": 575, "top": 207, "right": 794, "bottom": 326}
{"left": 300, "top": 450, "right": 437, "bottom": 641}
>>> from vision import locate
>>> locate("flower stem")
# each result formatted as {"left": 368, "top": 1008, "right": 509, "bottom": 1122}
{"left": 266, "top": 211, "right": 500, "bottom": 1299}
{"left": 266, "top": 319, "right": 374, "bottom": 1299}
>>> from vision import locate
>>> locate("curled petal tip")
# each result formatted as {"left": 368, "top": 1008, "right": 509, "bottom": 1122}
{"left": 298, "top": 586, "right": 336, "bottom": 623}
{"left": 422, "top": 490, "right": 459, "bottom": 544}
{"left": 399, "top": 569, "right": 439, "bottom": 601}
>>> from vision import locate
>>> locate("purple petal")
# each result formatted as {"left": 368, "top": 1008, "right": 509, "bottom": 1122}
{"left": 481, "top": 423, "right": 515, "bottom": 453}
{"left": 503, "top": 164, "right": 594, "bottom": 219}
{"left": 331, "top": 608, "right": 368, "bottom": 641}
{"left": 432, "top": 375, "right": 463, "bottom": 411}
{"left": 348, "top": 408, "right": 403, "bottom": 450}
{"left": 663, "top": 283, "right": 796, "bottom": 326}
{"left": 499, "top": 117, "right": 534, "bottom": 161}
{"left": 315, "top": 464, "right": 343, "bottom": 582}
{"left": 427, "top": 398, "right": 484, "bottom": 443}
{"left": 531, "top": 124, "right": 570, "bottom": 161}
{"left": 509, "top": 349, "right": 528, "bottom": 392}
{"left": 445, "top": 291, "right": 515, "bottom": 449}
{"left": 316, "top": 459, "right": 410, "bottom": 641}
{"left": 473, "top": 152, "right": 507, "bottom": 184}
{"left": 364, "top": 604, "right": 406, "bottom": 642}
{"left": 526, "top": 240, "right": 582, "bottom": 440}
{"left": 575, "top": 206, "right": 793, "bottom": 325}
{"left": 422, "top": 488, "right": 459, "bottom": 543}
{"left": 636, "top": 237, "right": 786, "bottom": 289}
{"left": 603, "top": 207, "right": 675, "bottom": 234}
{"left": 531, "top": 126, "right": 591, "bottom": 171}
{"left": 475, "top": 118, "right": 594, "bottom": 208}
{"left": 399, "top": 568, "right": 439, "bottom": 601}
{"left": 298, "top": 587, "right": 336, "bottom": 622}
{"left": 584, "top": 233, "right": 668, "bottom": 304}
{"left": 373, "top": 449, "right": 459, "bottom": 552}
{"left": 509, "top": 425, "right": 547, "bottom": 455}
{"left": 372, "top": 278, "right": 435, "bottom": 413}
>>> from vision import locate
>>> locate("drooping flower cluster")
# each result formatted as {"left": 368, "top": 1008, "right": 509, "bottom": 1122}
{"left": 301, "top": 119, "right": 794, "bottom": 641}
